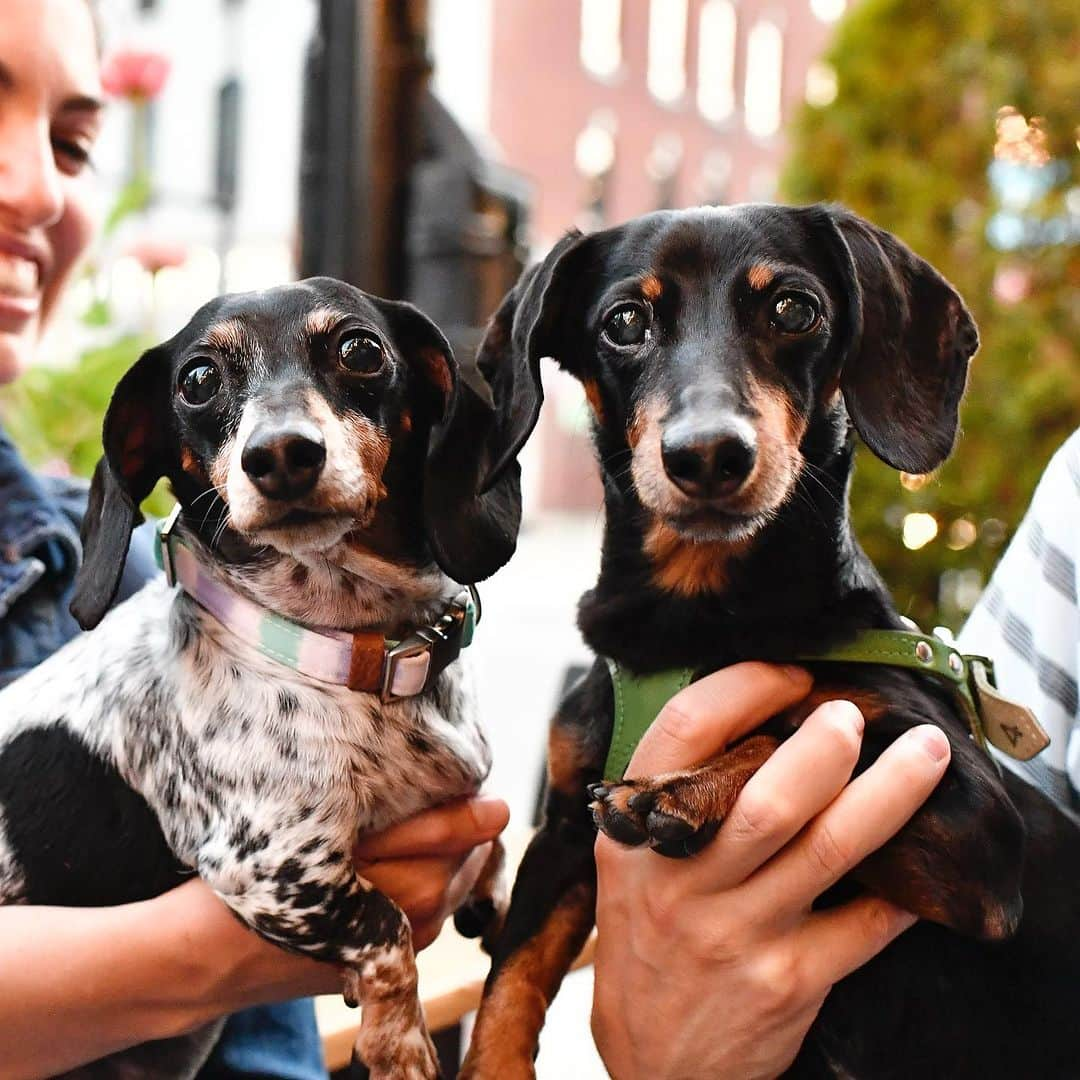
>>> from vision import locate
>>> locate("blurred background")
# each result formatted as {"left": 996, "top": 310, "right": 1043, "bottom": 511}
{"left": 1, "top": 1, "right": 1076, "bottom": 1071}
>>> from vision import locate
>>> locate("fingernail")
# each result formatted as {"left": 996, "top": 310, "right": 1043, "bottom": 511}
{"left": 910, "top": 725, "right": 949, "bottom": 762}
{"left": 471, "top": 796, "right": 510, "bottom": 832}
{"left": 824, "top": 699, "right": 864, "bottom": 735}
{"left": 780, "top": 664, "right": 811, "bottom": 684}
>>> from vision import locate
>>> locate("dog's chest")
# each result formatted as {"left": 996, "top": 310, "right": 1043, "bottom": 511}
{"left": 0, "top": 580, "right": 491, "bottom": 876}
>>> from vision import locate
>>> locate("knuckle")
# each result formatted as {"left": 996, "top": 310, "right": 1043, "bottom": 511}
{"left": 730, "top": 787, "right": 790, "bottom": 843}
{"left": 651, "top": 701, "right": 701, "bottom": 753}
{"left": 861, "top": 898, "right": 901, "bottom": 946}
{"left": 804, "top": 820, "right": 851, "bottom": 879}
{"left": 751, "top": 949, "right": 804, "bottom": 1012}
{"left": 641, "top": 882, "right": 679, "bottom": 933}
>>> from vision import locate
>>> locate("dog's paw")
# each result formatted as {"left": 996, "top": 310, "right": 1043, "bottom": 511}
{"left": 589, "top": 780, "right": 651, "bottom": 847}
{"left": 458, "top": 1053, "right": 535, "bottom": 1080}
{"left": 589, "top": 735, "right": 779, "bottom": 858}
{"left": 454, "top": 895, "right": 507, "bottom": 954}
{"left": 590, "top": 776, "right": 719, "bottom": 857}
{"left": 353, "top": 1025, "right": 441, "bottom": 1080}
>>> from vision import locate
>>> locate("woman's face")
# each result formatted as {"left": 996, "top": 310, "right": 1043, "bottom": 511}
{"left": 0, "top": 0, "right": 102, "bottom": 384}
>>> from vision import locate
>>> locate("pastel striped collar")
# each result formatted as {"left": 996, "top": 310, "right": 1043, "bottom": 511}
{"left": 153, "top": 505, "right": 478, "bottom": 700}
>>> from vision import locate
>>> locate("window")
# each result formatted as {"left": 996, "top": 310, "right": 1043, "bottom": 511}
{"left": 697, "top": 0, "right": 737, "bottom": 124}
{"left": 647, "top": 0, "right": 688, "bottom": 104}
{"left": 804, "top": 61, "right": 837, "bottom": 107}
{"left": 580, "top": 0, "right": 622, "bottom": 79}
{"left": 646, "top": 133, "right": 684, "bottom": 210}
{"left": 810, "top": 0, "right": 847, "bottom": 22}
{"left": 698, "top": 148, "right": 732, "bottom": 204}
{"left": 744, "top": 20, "right": 783, "bottom": 138}
{"left": 575, "top": 110, "right": 618, "bottom": 228}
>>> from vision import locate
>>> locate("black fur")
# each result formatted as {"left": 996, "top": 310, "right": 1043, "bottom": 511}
{"left": 0, "top": 725, "right": 188, "bottom": 905}
{"left": 466, "top": 204, "right": 1080, "bottom": 1079}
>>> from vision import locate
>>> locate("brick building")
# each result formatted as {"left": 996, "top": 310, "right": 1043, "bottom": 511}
{"left": 473, "top": 0, "right": 849, "bottom": 508}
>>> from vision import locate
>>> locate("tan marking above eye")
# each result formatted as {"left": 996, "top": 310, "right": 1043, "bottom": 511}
{"left": 640, "top": 273, "right": 663, "bottom": 301}
{"left": 747, "top": 264, "right": 776, "bottom": 291}
{"left": 202, "top": 319, "right": 249, "bottom": 354}
{"left": 303, "top": 307, "right": 351, "bottom": 338}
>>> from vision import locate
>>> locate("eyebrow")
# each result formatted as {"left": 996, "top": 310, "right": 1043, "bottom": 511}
{"left": 0, "top": 59, "right": 104, "bottom": 113}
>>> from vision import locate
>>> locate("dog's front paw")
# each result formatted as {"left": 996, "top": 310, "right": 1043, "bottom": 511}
{"left": 458, "top": 1050, "right": 535, "bottom": 1080}
{"left": 589, "top": 734, "right": 779, "bottom": 857}
{"left": 589, "top": 775, "right": 717, "bottom": 857}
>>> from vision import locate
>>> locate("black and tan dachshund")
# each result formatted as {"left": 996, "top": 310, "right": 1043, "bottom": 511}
{"left": 456, "top": 204, "right": 1080, "bottom": 1079}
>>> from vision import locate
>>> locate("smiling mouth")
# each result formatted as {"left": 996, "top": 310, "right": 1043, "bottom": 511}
{"left": 0, "top": 252, "right": 40, "bottom": 301}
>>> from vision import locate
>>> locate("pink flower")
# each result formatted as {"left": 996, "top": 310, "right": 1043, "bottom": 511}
{"left": 127, "top": 238, "right": 188, "bottom": 275}
{"left": 101, "top": 50, "right": 171, "bottom": 101}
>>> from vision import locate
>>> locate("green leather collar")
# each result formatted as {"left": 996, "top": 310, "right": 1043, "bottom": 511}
{"left": 602, "top": 629, "right": 1050, "bottom": 782}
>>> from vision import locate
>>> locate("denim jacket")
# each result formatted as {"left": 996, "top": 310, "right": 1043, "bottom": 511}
{"left": 0, "top": 428, "right": 326, "bottom": 1079}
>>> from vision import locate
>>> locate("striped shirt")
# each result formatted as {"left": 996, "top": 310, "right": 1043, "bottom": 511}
{"left": 957, "top": 428, "right": 1080, "bottom": 811}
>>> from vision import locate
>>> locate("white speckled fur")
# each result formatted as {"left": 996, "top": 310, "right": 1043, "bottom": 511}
{"left": 0, "top": 529, "right": 490, "bottom": 1080}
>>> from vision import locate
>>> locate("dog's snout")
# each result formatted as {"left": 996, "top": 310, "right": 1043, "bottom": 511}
{"left": 661, "top": 424, "right": 757, "bottom": 499}
{"left": 241, "top": 422, "right": 327, "bottom": 501}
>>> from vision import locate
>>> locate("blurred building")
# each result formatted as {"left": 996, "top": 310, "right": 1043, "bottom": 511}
{"left": 433, "top": 0, "right": 850, "bottom": 509}
{"left": 490, "top": 0, "right": 845, "bottom": 243}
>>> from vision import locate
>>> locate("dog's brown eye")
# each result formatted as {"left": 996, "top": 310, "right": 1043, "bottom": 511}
{"left": 772, "top": 294, "right": 820, "bottom": 334}
{"left": 602, "top": 304, "right": 650, "bottom": 348}
{"left": 339, "top": 332, "right": 384, "bottom": 374}
{"left": 178, "top": 361, "right": 221, "bottom": 406}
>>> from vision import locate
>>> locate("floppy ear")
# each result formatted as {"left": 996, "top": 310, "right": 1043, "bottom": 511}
{"left": 389, "top": 232, "right": 593, "bottom": 584}
{"left": 377, "top": 297, "right": 520, "bottom": 585}
{"left": 69, "top": 345, "right": 173, "bottom": 630}
{"left": 811, "top": 205, "right": 979, "bottom": 474}
{"left": 478, "top": 229, "right": 594, "bottom": 491}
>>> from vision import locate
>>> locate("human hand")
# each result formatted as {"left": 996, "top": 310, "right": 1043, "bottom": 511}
{"left": 168, "top": 795, "right": 509, "bottom": 1025}
{"left": 590, "top": 663, "right": 950, "bottom": 1080}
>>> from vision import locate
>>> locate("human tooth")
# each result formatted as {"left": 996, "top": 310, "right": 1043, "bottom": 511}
{"left": 0, "top": 254, "right": 38, "bottom": 297}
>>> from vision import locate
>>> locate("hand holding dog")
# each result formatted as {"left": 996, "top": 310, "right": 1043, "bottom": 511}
{"left": 0, "top": 795, "right": 507, "bottom": 1075}
{"left": 184, "top": 794, "right": 511, "bottom": 1007}
{"left": 591, "top": 663, "right": 950, "bottom": 1080}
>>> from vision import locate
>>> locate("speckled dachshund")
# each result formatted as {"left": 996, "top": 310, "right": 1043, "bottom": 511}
{"left": 0, "top": 278, "right": 526, "bottom": 1080}
{"left": 459, "top": 204, "right": 1080, "bottom": 1079}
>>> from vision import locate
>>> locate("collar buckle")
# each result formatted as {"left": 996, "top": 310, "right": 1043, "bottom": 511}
{"left": 380, "top": 591, "right": 472, "bottom": 702}
{"left": 157, "top": 504, "right": 182, "bottom": 587}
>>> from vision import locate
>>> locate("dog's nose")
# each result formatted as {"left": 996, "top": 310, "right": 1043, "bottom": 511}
{"left": 661, "top": 426, "right": 757, "bottom": 499}
{"left": 241, "top": 423, "right": 326, "bottom": 501}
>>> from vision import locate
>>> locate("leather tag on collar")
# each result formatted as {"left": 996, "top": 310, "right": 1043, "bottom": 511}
{"left": 969, "top": 659, "right": 1051, "bottom": 762}
{"left": 348, "top": 632, "right": 386, "bottom": 692}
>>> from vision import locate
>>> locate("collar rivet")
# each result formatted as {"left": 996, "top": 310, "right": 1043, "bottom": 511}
{"left": 915, "top": 641, "right": 934, "bottom": 663}
{"left": 948, "top": 652, "right": 964, "bottom": 674}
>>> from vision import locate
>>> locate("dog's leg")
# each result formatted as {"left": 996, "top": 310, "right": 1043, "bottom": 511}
{"left": 199, "top": 834, "right": 438, "bottom": 1080}
{"left": 454, "top": 834, "right": 508, "bottom": 953}
{"left": 459, "top": 668, "right": 610, "bottom": 1080}
{"left": 590, "top": 733, "right": 779, "bottom": 857}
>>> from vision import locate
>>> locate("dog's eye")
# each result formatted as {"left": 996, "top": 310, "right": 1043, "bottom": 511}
{"left": 771, "top": 293, "right": 820, "bottom": 335}
{"left": 338, "top": 332, "right": 384, "bottom": 374}
{"left": 178, "top": 361, "right": 221, "bottom": 406}
{"left": 602, "top": 303, "right": 650, "bottom": 348}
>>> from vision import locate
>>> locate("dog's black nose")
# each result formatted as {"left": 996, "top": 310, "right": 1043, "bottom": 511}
{"left": 661, "top": 426, "right": 757, "bottom": 499}
{"left": 241, "top": 423, "right": 326, "bottom": 501}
